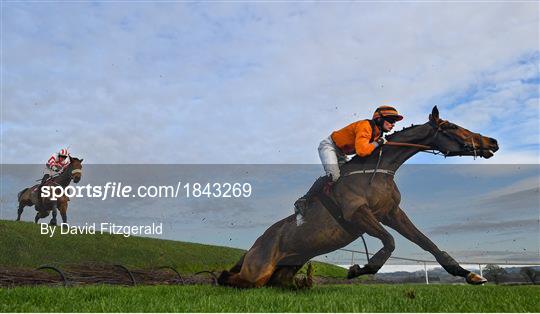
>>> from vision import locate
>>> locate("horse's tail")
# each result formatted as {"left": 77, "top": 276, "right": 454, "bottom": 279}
{"left": 17, "top": 188, "right": 29, "bottom": 202}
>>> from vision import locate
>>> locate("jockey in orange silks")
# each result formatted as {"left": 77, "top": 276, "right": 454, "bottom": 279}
{"left": 294, "top": 106, "right": 403, "bottom": 214}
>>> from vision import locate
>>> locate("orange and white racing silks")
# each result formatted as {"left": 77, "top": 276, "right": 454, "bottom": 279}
{"left": 331, "top": 120, "right": 381, "bottom": 157}
{"left": 318, "top": 119, "right": 381, "bottom": 181}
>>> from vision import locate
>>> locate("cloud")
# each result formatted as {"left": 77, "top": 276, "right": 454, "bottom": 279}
{"left": 1, "top": 2, "right": 538, "bottom": 164}
{"left": 462, "top": 176, "right": 540, "bottom": 220}
{"left": 443, "top": 250, "right": 540, "bottom": 263}
{"left": 428, "top": 218, "right": 539, "bottom": 236}
{"left": 478, "top": 187, "right": 539, "bottom": 212}
{"left": 479, "top": 175, "right": 539, "bottom": 198}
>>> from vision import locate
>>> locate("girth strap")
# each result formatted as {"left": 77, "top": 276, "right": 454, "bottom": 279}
{"left": 344, "top": 169, "right": 395, "bottom": 177}
{"left": 317, "top": 193, "right": 358, "bottom": 236}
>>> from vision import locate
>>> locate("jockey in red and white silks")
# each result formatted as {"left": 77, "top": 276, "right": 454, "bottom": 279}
{"left": 45, "top": 148, "right": 71, "bottom": 177}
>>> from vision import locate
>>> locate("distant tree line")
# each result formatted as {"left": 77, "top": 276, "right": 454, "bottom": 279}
{"left": 373, "top": 265, "right": 539, "bottom": 284}
{"left": 482, "top": 264, "right": 537, "bottom": 285}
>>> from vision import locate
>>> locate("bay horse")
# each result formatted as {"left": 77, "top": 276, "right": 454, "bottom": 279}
{"left": 16, "top": 157, "right": 83, "bottom": 225}
{"left": 218, "top": 106, "right": 499, "bottom": 288}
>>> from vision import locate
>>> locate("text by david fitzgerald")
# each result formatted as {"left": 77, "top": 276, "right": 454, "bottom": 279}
{"left": 41, "top": 223, "right": 163, "bottom": 238}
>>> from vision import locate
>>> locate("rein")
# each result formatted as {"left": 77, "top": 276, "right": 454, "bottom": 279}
{"left": 364, "top": 128, "right": 439, "bottom": 182}
{"left": 385, "top": 141, "right": 431, "bottom": 150}
{"left": 385, "top": 141, "right": 444, "bottom": 156}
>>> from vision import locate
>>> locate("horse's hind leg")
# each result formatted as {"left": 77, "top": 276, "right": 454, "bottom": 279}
{"left": 268, "top": 263, "right": 313, "bottom": 289}
{"left": 347, "top": 205, "right": 395, "bottom": 279}
{"left": 16, "top": 189, "right": 32, "bottom": 221}
{"left": 218, "top": 247, "right": 277, "bottom": 288}
{"left": 16, "top": 203, "right": 25, "bottom": 221}
{"left": 228, "top": 254, "right": 246, "bottom": 274}
{"left": 267, "top": 265, "right": 302, "bottom": 288}
{"left": 217, "top": 254, "right": 245, "bottom": 285}
{"left": 383, "top": 208, "right": 486, "bottom": 284}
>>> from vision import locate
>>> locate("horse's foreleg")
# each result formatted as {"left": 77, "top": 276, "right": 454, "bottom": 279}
{"left": 383, "top": 208, "right": 486, "bottom": 284}
{"left": 347, "top": 205, "right": 395, "bottom": 279}
{"left": 50, "top": 201, "right": 58, "bottom": 226}
{"left": 35, "top": 210, "right": 50, "bottom": 223}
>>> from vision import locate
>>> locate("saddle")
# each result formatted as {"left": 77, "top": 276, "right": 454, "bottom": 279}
{"left": 30, "top": 186, "right": 43, "bottom": 210}
{"left": 316, "top": 166, "right": 395, "bottom": 236}
{"left": 317, "top": 192, "right": 357, "bottom": 235}
{"left": 31, "top": 176, "right": 56, "bottom": 210}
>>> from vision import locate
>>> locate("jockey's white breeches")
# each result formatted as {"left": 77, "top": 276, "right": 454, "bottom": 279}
{"left": 43, "top": 167, "right": 61, "bottom": 177}
{"left": 318, "top": 135, "right": 348, "bottom": 181}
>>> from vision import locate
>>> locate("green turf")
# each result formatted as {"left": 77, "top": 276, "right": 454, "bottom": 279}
{"left": 0, "top": 220, "right": 346, "bottom": 276}
{"left": 1, "top": 284, "right": 538, "bottom": 312}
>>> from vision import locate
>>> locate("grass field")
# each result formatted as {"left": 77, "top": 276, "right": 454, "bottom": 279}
{"left": 2, "top": 220, "right": 538, "bottom": 313}
{"left": 0, "top": 220, "right": 346, "bottom": 277}
{"left": 1, "top": 284, "right": 538, "bottom": 312}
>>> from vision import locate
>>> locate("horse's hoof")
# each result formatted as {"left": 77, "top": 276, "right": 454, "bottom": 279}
{"left": 217, "top": 271, "right": 231, "bottom": 286}
{"left": 293, "top": 277, "right": 313, "bottom": 289}
{"left": 466, "top": 272, "right": 487, "bottom": 285}
{"left": 305, "top": 262, "right": 313, "bottom": 288}
{"left": 347, "top": 264, "right": 361, "bottom": 279}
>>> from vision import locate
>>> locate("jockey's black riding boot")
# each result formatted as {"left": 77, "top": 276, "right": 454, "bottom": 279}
{"left": 294, "top": 175, "right": 332, "bottom": 216}
{"left": 34, "top": 174, "right": 51, "bottom": 211}
{"left": 37, "top": 174, "right": 50, "bottom": 191}
{"left": 41, "top": 174, "right": 50, "bottom": 185}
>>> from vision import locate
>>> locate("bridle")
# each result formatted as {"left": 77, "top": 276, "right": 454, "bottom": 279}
{"left": 384, "top": 120, "right": 484, "bottom": 158}
{"left": 366, "top": 120, "right": 484, "bottom": 184}
{"left": 57, "top": 162, "right": 83, "bottom": 183}
{"left": 348, "top": 119, "right": 492, "bottom": 185}
{"left": 428, "top": 120, "right": 486, "bottom": 159}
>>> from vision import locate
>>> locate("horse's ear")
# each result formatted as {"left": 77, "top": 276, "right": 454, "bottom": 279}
{"left": 80, "top": 158, "right": 84, "bottom": 163}
{"left": 429, "top": 106, "right": 440, "bottom": 122}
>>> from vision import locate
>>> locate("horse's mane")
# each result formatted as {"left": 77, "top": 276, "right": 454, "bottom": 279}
{"left": 346, "top": 122, "right": 429, "bottom": 166}
{"left": 386, "top": 123, "right": 426, "bottom": 141}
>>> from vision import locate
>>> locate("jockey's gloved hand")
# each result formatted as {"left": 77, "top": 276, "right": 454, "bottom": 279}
{"left": 376, "top": 137, "right": 387, "bottom": 146}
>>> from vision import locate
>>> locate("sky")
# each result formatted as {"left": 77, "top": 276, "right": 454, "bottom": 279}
{"left": 1, "top": 2, "right": 539, "bottom": 164}
{"left": 1, "top": 2, "right": 539, "bottom": 269}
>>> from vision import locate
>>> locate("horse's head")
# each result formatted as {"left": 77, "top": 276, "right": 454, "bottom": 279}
{"left": 428, "top": 106, "right": 499, "bottom": 159}
{"left": 69, "top": 157, "right": 84, "bottom": 183}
